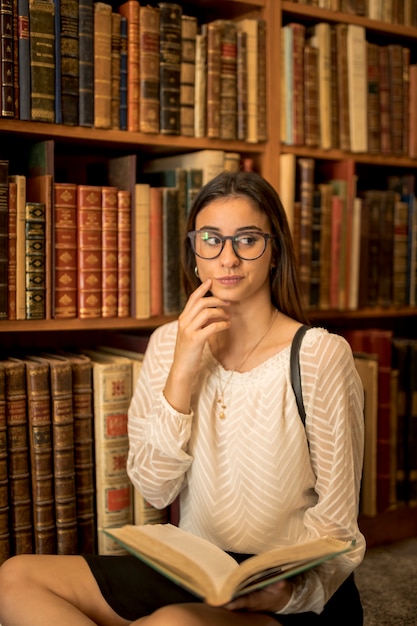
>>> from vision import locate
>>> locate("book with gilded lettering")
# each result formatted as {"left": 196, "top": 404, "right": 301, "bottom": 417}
{"left": 25, "top": 201, "right": 46, "bottom": 320}
{"left": 78, "top": 0, "right": 94, "bottom": 127}
{"left": 94, "top": 2, "right": 112, "bottom": 128}
{"left": 158, "top": 2, "right": 182, "bottom": 135}
{"left": 139, "top": 4, "right": 160, "bottom": 134}
{"left": 77, "top": 185, "right": 102, "bottom": 319}
{"left": 101, "top": 186, "right": 118, "bottom": 318}
{"left": 29, "top": 0, "right": 55, "bottom": 122}
{"left": 117, "top": 189, "right": 131, "bottom": 318}
{"left": 110, "top": 11, "right": 121, "bottom": 129}
{"left": 7, "top": 180, "right": 17, "bottom": 320}
{"left": 8, "top": 174, "right": 26, "bottom": 320}
{"left": 17, "top": 0, "right": 31, "bottom": 120}
{"left": 118, "top": 0, "right": 139, "bottom": 132}
{"left": 1, "top": 0, "right": 15, "bottom": 118}
{"left": 59, "top": 0, "right": 79, "bottom": 125}
{"left": 204, "top": 19, "right": 221, "bottom": 139}
{"left": 180, "top": 14, "right": 197, "bottom": 137}
{"left": 0, "top": 161, "right": 9, "bottom": 320}
{"left": 53, "top": 182, "right": 77, "bottom": 318}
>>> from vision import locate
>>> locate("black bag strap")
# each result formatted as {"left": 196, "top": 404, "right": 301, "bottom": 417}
{"left": 290, "top": 324, "right": 310, "bottom": 426}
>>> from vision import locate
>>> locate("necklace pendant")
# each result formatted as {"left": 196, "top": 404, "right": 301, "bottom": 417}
{"left": 219, "top": 410, "right": 226, "bottom": 419}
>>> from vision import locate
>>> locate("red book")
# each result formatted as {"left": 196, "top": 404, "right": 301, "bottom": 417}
{"left": 7, "top": 181, "right": 17, "bottom": 320}
{"left": 117, "top": 189, "right": 131, "bottom": 318}
{"left": 77, "top": 185, "right": 102, "bottom": 319}
{"left": 101, "top": 186, "right": 118, "bottom": 318}
{"left": 54, "top": 183, "right": 77, "bottom": 319}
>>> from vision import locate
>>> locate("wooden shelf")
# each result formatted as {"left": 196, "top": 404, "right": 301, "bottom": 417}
{"left": 0, "top": 315, "right": 176, "bottom": 333}
{"left": 359, "top": 507, "right": 417, "bottom": 548}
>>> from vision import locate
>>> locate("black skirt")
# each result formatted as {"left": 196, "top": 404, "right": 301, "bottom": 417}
{"left": 83, "top": 553, "right": 363, "bottom": 625}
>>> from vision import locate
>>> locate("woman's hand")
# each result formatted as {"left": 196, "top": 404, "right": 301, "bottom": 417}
{"left": 224, "top": 580, "right": 294, "bottom": 614}
{"left": 163, "top": 279, "right": 230, "bottom": 413}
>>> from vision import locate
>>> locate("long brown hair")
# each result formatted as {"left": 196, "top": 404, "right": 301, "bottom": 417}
{"left": 182, "top": 170, "right": 309, "bottom": 324}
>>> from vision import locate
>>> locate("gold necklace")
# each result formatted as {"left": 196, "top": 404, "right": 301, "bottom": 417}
{"left": 216, "top": 309, "right": 278, "bottom": 419}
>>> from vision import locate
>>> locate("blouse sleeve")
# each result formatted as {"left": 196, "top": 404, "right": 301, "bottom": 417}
{"left": 279, "top": 330, "right": 366, "bottom": 615}
{"left": 126, "top": 325, "right": 194, "bottom": 509}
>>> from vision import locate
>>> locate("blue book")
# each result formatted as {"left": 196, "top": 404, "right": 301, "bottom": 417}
{"left": 78, "top": 0, "right": 94, "bottom": 126}
{"left": 18, "top": 0, "right": 31, "bottom": 120}
{"left": 119, "top": 15, "right": 127, "bottom": 130}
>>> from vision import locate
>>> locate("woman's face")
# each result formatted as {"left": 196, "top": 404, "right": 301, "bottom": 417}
{"left": 194, "top": 196, "right": 274, "bottom": 305}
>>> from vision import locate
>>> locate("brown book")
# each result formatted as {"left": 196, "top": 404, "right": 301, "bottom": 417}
{"left": 335, "top": 23, "right": 350, "bottom": 152}
{"left": 297, "top": 157, "right": 315, "bottom": 309}
{"left": 388, "top": 44, "right": 404, "bottom": 156}
{"left": 53, "top": 182, "right": 77, "bottom": 319}
{"left": 25, "top": 201, "right": 46, "bottom": 320}
{"left": 161, "top": 186, "right": 180, "bottom": 315}
{"left": 25, "top": 357, "right": 56, "bottom": 554}
{"left": 317, "top": 183, "right": 333, "bottom": 310}
{"left": 139, "top": 4, "right": 160, "bottom": 134}
{"left": 194, "top": 31, "right": 207, "bottom": 139}
{"left": 158, "top": 2, "right": 182, "bottom": 136}
{"left": 77, "top": 185, "right": 102, "bottom": 319}
{"left": 402, "top": 47, "right": 410, "bottom": 157}
{"left": 101, "top": 186, "right": 118, "bottom": 318}
{"left": 409, "top": 64, "right": 417, "bottom": 158}
{"left": 307, "top": 22, "right": 332, "bottom": 150}
{"left": 378, "top": 45, "right": 392, "bottom": 155}
{"left": 58, "top": 351, "right": 96, "bottom": 554}
{"left": 2, "top": 359, "right": 33, "bottom": 555}
{"left": 303, "top": 45, "right": 319, "bottom": 148}
{"left": 180, "top": 14, "right": 197, "bottom": 137}
{"left": 117, "top": 189, "right": 131, "bottom": 318}
{"left": 256, "top": 18, "right": 267, "bottom": 142}
{"left": 289, "top": 22, "right": 305, "bottom": 146}
{"left": 8, "top": 175, "right": 26, "bottom": 320}
{"left": 1, "top": 0, "right": 14, "bottom": 118}
{"left": 60, "top": 0, "right": 79, "bottom": 125}
{"left": 216, "top": 19, "right": 238, "bottom": 141}
{"left": 204, "top": 19, "right": 221, "bottom": 139}
{"left": 7, "top": 180, "right": 17, "bottom": 320}
{"left": 392, "top": 199, "right": 409, "bottom": 308}
{"left": 133, "top": 183, "right": 151, "bottom": 319}
{"left": 366, "top": 42, "right": 381, "bottom": 155}
{"left": 36, "top": 354, "right": 77, "bottom": 555}
{"left": 149, "top": 186, "right": 163, "bottom": 317}
{"left": 110, "top": 12, "right": 121, "bottom": 130}
{"left": 0, "top": 362, "right": 10, "bottom": 564}
{"left": 377, "top": 190, "right": 396, "bottom": 308}
{"left": 236, "top": 30, "right": 247, "bottom": 141}
{"left": 329, "top": 25, "right": 339, "bottom": 149}
{"left": 26, "top": 174, "right": 53, "bottom": 321}
{"left": 94, "top": 2, "right": 112, "bottom": 129}
{"left": 0, "top": 160, "right": 8, "bottom": 320}
{"left": 118, "top": 0, "right": 139, "bottom": 132}
{"left": 29, "top": 0, "right": 55, "bottom": 122}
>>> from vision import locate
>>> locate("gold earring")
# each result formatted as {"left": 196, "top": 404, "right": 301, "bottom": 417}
{"left": 195, "top": 266, "right": 199, "bottom": 278}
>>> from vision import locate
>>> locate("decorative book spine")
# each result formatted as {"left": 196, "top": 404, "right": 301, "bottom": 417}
{"left": 236, "top": 30, "right": 247, "bottom": 141}
{"left": 303, "top": 45, "right": 319, "bottom": 148}
{"left": 12, "top": 0, "right": 19, "bottom": 117}
{"left": 110, "top": 12, "right": 121, "bottom": 129}
{"left": 335, "top": 23, "right": 350, "bottom": 152}
{"left": 329, "top": 25, "right": 339, "bottom": 149}
{"left": 290, "top": 22, "right": 305, "bottom": 147}
{"left": 218, "top": 20, "right": 237, "bottom": 141}
{"left": 29, "top": 0, "right": 55, "bottom": 123}
{"left": 237, "top": 18, "right": 258, "bottom": 143}
{"left": 367, "top": 42, "right": 381, "bottom": 155}
{"left": 93, "top": 2, "right": 112, "bottom": 129}
{"left": 25, "top": 358, "right": 56, "bottom": 554}
{"left": 402, "top": 48, "right": 410, "bottom": 157}
{"left": 54, "top": 182, "right": 77, "bottom": 319}
{"left": 119, "top": 15, "right": 127, "bottom": 130}
{"left": 60, "top": 0, "right": 79, "bottom": 125}
{"left": 179, "top": 14, "right": 197, "bottom": 137}
{"left": 392, "top": 199, "right": 409, "bottom": 307}
{"left": 78, "top": 0, "right": 94, "bottom": 127}
{"left": 9, "top": 174, "right": 26, "bottom": 320}
{"left": 101, "top": 186, "right": 118, "bottom": 318}
{"left": 205, "top": 20, "right": 221, "bottom": 139}
{"left": 256, "top": 19, "right": 267, "bottom": 142}
{"left": 54, "top": 0, "right": 62, "bottom": 123}
{"left": 76, "top": 185, "right": 102, "bottom": 319}
{"left": 117, "top": 189, "right": 131, "bottom": 318}
{"left": 1, "top": 0, "right": 15, "bottom": 117}
{"left": 18, "top": 0, "right": 31, "bottom": 120}
{"left": 158, "top": 2, "right": 182, "bottom": 136}
{"left": 3, "top": 359, "right": 32, "bottom": 555}
{"left": 0, "top": 160, "right": 8, "bottom": 320}
{"left": 297, "top": 157, "right": 314, "bottom": 309}
{"left": 0, "top": 363, "right": 9, "bottom": 564}
{"left": 25, "top": 201, "right": 46, "bottom": 320}
{"left": 378, "top": 45, "right": 392, "bottom": 155}
{"left": 118, "top": 0, "right": 139, "bottom": 132}
{"left": 7, "top": 180, "right": 17, "bottom": 320}
{"left": 139, "top": 4, "right": 160, "bottom": 134}
{"left": 194, "top": 31, "right": 207, "bottom": 139}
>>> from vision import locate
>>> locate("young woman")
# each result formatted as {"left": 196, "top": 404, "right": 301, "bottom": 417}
{"left": 0, "top": 171, "right": 365, "bottom": 626}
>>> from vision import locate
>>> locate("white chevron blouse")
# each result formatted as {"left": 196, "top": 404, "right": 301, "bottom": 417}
{"left": 127, "top": 323, "right": 366, "bottom": 615}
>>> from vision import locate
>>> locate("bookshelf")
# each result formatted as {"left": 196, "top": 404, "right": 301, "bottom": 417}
{"left": 1, "top": 0, "right": 417, "bottom": 551}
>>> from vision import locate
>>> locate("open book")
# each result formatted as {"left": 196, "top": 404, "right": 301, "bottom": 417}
{"left": 103, "top": 524, "right": 354, "bottom": 606}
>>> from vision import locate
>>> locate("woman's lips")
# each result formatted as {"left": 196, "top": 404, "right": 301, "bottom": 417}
{"left": 216, "top": 276, "right": 243, "bottom": 287}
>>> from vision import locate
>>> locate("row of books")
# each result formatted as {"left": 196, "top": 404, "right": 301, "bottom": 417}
{"left": 343, "top": 329, "right": 417, "bottom": 517}
{"left": 280, "top": 155, "right": 417, "bottom": 312}
{"left": 292, "top": 0, "right": 417, "bottom": 25}
{"left": 2, "top": 0, "right": 267, "bottom": 143}
{"left": 281, "top": 21, "right": 417, "bottom": 158}
{"left": 0, "top": 147, "right": 244, "bottom": 321}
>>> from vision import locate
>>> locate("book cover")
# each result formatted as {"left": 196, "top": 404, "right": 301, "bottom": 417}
{"left": 204, "top": 19, "right": 221, "bottom": 139}
{"left": 118, "top": 0, "right": 139, "bottom": 132}
{"left": 236, "top": 18, "right": 260, "bottom": 143}
{"left": 18, "top": 0, "right": 31, "bottom": 120}
{"left": 110, "top": 11, "right": 121, "bottom": 130}
{"left": 29, "top": 0, "right": 55, "bottom": 123}
{"left": 54, "top": 0, "right": 62, "bottom": 124}
{"left": 307, "top": 22, "right": 332, "bottom": 150}
{"left": 132, "top": 182, "right": 150, "bottom": 319}
{"left": 297, "top": 157, "right": 314, "bottom": 309}
{"left": 217, "top": 19, "right": 238, "bottom": 141}
{"left": 139, "top": 4, "right": 160, "bottom": 134}
{"left": 59, "top": 0, "right": 79, "bottom": 125}
{"left": 78, "top": 0, "right": 94, "bottom": 127}
{"left": 104, "top": 524, "right": 354, "bottom": 606}
{"left": 378, "top": 45, "right": 392, "bottom": 155}
{"left": 9, "top": 174, "right": 26, "bottom": 320}
{"left": 25, "top": 201, "right": 46, "bottom": 320}
{"left": 101, "top": 186, "right": 118, "bottom": 318}
{"left": 180, "top": 14, "right": 197, "bottom": 137}
{"left": 7, "top": 180, "right": 17, "bottom": 320}
{"left": 303, "top": 44, "right": 319, "bottom": 148}
{"left": 346, "top": 24, "right": 367, "bottom": 153}
{"left": 194, "top": 31, "right": 207, "bottom": 139}
{"left": 366, "top": 42, "right": 381, "bottom": 155}
{"left": 158, "top": 2, "right": 182, "bottom": 136}
{"left": 1, "top": 0, "right": 15, "bottom": 118}
{"left": 93, "top": 1, "right": 112, "bottom": 129}
{"left": 149, "top": 186, "right": 163, "bottom": 317}
{"left": 0, "top": 362, "right": 9, "bottom": 564}
{"left": 53, "top": 182, "right": 77, "bottom": 318}
{"left": 119, "top": 15, "right": 128, "bottom": 130}
{"left": 0, "top": 161, "right": 9, "bottom": 320}
{"left": 392, "top": 199, "right": 410, "bottom": 308}
{"left": 116, "top": 189, "right": 131, "bottom": 318}
{"left": 236, "top": 29, "right": 247, "bottom": 142}
{"left": 335, "top": 23, "right": 350, "bottom": 152}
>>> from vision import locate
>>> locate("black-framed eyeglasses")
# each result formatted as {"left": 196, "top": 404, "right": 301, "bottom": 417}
{"left": 187, "top": 230, "right": 275, "bottom": 261}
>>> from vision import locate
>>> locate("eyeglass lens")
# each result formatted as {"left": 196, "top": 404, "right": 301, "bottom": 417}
{"left": 191, "top": 231, "right": 268, "bottom": 260}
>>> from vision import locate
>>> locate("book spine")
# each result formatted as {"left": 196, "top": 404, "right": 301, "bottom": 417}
{"left": 346, "top": 24, "right": 367, "bottom": 153}
{"left": 17, "top": 0, "right": 31, "bottom": 120}
{"left": 290, "top": 22, "right": 305, "bottom": 147}
{"left": 139, "top": 4, "right": 160, "bottom": 134}
{"left": 54, "top": 0, "right": 62, "bottom": 124}
{"left": 0, "top": 364, "right": 9, "bottom": 564}
{"left": 7, "top": 181, "right": 17, "bottom": 319}
{"left": 60, "top": 0, "right": 79, "bottom": 125}
{"left": 303, "top": 45, "right": 319, "bottom": 148}
{"left": 378, "top": 45, "right": 392, "bottom": 155}
{"left": 236, "top": 18, "right": 258, "bottom": 143}
{"left": 78, "top": 0, "right": 94, "bottom": 127}
{"left": 149, "top": 186, "right": 162, "bottom": 317}
{"left": 25, "top": 201, "right": 46, "bottom": 320}
{"left": 29, "top": 0, "right": 55, "bottom": 123}
{"left": 119, "top": 15, "right": 127, "bottom": 130}
{"left": 118, "top": 0, "right": 139, "bottom": 132}
{"left": 8, "top": 174, "right": 26, "bottom": 319}
{"left": 1, "top": 0, "right": 15, "bottom": 117}
{"left": 194, "top": 32, "right": 207, "bottom": 139}
{"left": 335, "top": 23, "right": 350, "bottom": 151}
{"left": 329, "top": 24, "right": 339, "bottom": 149}
{"left": 205, "top": 20, "right": 221, "bottom": 139}
{"left": 256, "top": 19, "right": 267, "bottom": 142}
{"left": 402, "top": 47, "right": 410, "bottom": 157}
{"left": 110, "top": 12, "right": 121, "bottom": 129}
{"left": 0, "top": 160, "right": 8, "bottom": 320}
{"left": 218, "top": 20, "right": 237, "bottom": 141}
{"left": 367, "top": 42, "right": 381, "bottom": 155}
{"left": 117, "top": 189, "right": 131, "bottom": 318}
{"left": 409, "top": 64, "right": 417, "bottom": 158}
{"left": 133, "top": 183, "right": 150, "bottom": 319}
{"left": 298, "top": 157, "right": 314, "bottom": 309}
{"left": 392, "top": 199, "right": 409, "bottom": 307}
{"left": 161, "top": 186, "right": 180, "bottom": 315}
{"left": 179, "top": 14, "right": 197, "bottom": 137}
{"left": 54, "top": 182, "right": 77, "bottom": 318}
{"left": 76, "top": 185, "right": 102, "bottom": 319}
{"left": 377, "top": 190, "right": 396, "bottom": 307}
{"left": 158, "top": 2, "right": 182, "bottom": 136}
{"left": 93, "top": 1, "right": 112, "bottom": 129}
{"left": 101, "top": 186, "right": 118, "bottom": 318}
{"left": 26, "top": 358, "right": 56, "bottom": 554}
{"left": 236, "top": 30, "right": 247, "bottom": 142}
{"left": 12, "top": 0, "right": 19, "bottom": 117}
{"left": 388, "top": 44, "right": 404, "bottom": 156}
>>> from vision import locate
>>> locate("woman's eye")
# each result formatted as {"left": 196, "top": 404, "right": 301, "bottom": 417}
{"left": 238, "top": 234, "right": 258, "bottom": 246}
{"left": 203, "top": 234, "right": 221, "bottom": 246}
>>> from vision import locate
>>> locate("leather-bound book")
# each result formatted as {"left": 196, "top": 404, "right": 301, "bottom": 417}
{"left": 158, "top": 2, "right": 182, "bottom": 135}
{"left": 0, "top": 160, "right": 9, "bottom": 320}
{"left": 110, "top": 12, "right": 121, "bottom": 129}
{"left": 149, "top": 186, "right": 162, "bottom": 317}
{"left": 236, "top": 30, "right": 247, "bottom": 142}
{"left": 29, "top": 0, "right": 55, "bottom": 122}
{"left": 194, "top": 31, "right": 207, "bottom": 139}
{"left": 18, "top": 0, "right": 31, "bottom": 120}
{"left": 117, "top": 189, "right": 131, "bottom": 318}
{"left": 25, "top": 357, "right": 56, "bottom": 554}
{"left": 59, "top": 0, "right": 79, "bottom": 125}
{"left": 25, "top": 201, "right": 46, "bottom": 320}
{"left": 54, "top": 182, "right": 77, "bottom": 319}
{"left": 93, "top": 2, "right": 112, "bottom": 128}
{"left": 303, "top": 45, "right": 319, "bottom": 148}
{"left": 1, "top": 0, "right": 14, "bottom": 117}
{"left": 78, "top": 0, "right": 94, "bottom": 127}
{"left": 204, "top": 20, "right": 221, "bottom": 139}
{"left": 119, "top": 15, "right": 128, "bottom": 130}
{"left": 76, "top": 185, "right": 102, "bottom": 319}
{"left": 218, "top": 20, "right": 238, "bottom": 141}
{"left": 0, "top": 363, "right": 9, "bottom": 564}
{"left": 118, "top": 0, "right": 139, "bottom": 132}
{"left": 256, "top": 18, "right": 267, "bottom": 142}
{"left": 367, "top": 42, "right": 381, "bottom": 155}
{"left": 179, "top": 14, "right": 197, "bottom": 137}
{"left": 378, "top": 45, "right": 392, "bottom": 155}
{"left": 101, "top": 186, "right": 118, "bottom": 318}
{"left": 388, "top": 44, "right": 404, "bottom": 156}
{"left": 139, "top": 4, "right": 160, "bottom": 134}
{"left": 7, "top": 180, "right": 17, "bottom": 320}
{"left": 3, "top": 359, "right": 33, "bottom": 555}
